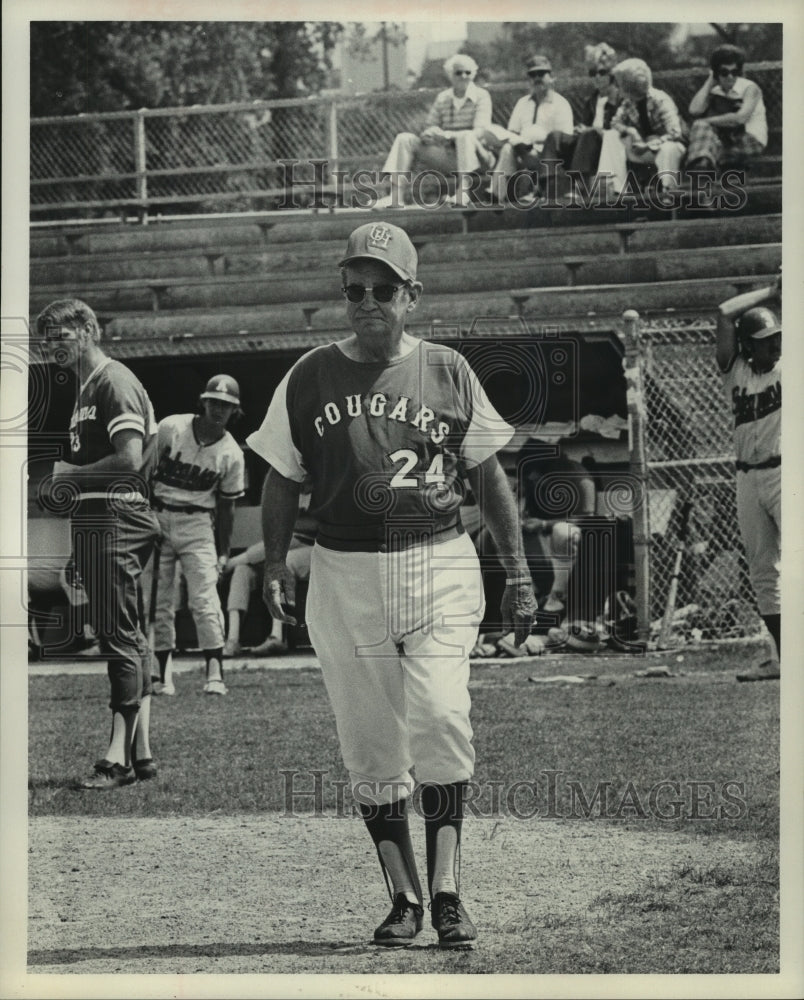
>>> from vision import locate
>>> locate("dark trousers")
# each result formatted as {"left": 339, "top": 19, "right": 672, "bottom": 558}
{"left": 540, "top": 129, "right": 604, "bottom": 194}
{"left": 72, "top": 503, "right": 160, "bottom": 711}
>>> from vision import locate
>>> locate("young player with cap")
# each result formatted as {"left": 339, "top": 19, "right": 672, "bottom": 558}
{"left": 716, "top": 273, "right": 781, "bottom": 681}
{"left": 150, "top": 375, "right": 245, "bottom": 695}
{"left": 247, "top": 221, "right": 538, "bottom": 948}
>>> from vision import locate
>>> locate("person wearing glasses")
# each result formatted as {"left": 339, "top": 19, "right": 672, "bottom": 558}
{"left": 596, "top": 58, "right": 686, "bottom": 195}
{"left": 486, "top": 53, "right": 574, "bottom": 205}
{"left": 685, "top": 45, "right": 767, "bottom": 173}
{"left": 247, "top": 222, "right": 537, "bottom": 949}
{"left": 374, "top": 54, "right": 494, "bottom": 209}
{"left": 538, "top": 42, "right": 620, "bottom": 200}
{"left": 35, "top": 298, "right": 161, "bottom": 789}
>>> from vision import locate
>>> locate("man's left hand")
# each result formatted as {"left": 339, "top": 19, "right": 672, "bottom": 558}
{"left": 501, "top": 580, "right": 539, "bottom": 647}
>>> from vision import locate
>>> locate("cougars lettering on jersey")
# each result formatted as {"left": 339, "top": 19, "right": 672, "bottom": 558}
{"left": 69, "top": 357, "right": 157, "bottom": 494}
{"left": 246, "top": 341, "right": 513, "bottom": 541}
{"left": 152, "top": 414, "right": 245, "bottom": 509}
{"left": 722, "top": 356, "right": 781, "bottom": 466}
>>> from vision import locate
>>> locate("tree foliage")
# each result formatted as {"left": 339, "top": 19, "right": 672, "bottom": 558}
{"left": 30, "top": 21, "right": 344, "bottom": 116}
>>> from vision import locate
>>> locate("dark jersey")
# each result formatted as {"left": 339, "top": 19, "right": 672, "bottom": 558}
{"left": 247, "top": 340, "right": 512, "bottom": 542}
{"left": 69, "top": 357, "right": 157, "bottom": 499}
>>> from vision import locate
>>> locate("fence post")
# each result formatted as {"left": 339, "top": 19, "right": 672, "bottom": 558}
{"left": 326, "top": 98, "right": 339, "bottom": 188}
{"left": 134, "top": 110, "right": 148, "bottom": 224}
{"left": 621, "top": 309, "right": 651, "bottom": 641}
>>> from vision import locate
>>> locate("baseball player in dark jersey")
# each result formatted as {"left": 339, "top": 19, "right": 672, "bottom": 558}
{"left": 716, "top": 273, "right": 781, "bottom": 681}
{"left": 150, "top": 375, "right": 245, "bottom": 696}
{"left": 36, "top": 298, "right": 161, "bottom": 789}
{"left": 247, "top": 222, "right": 538, "bottom": 949}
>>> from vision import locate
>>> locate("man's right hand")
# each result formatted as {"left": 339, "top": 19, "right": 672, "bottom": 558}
{"left": 262, "top": 559, "right": 297, "bottom": 625}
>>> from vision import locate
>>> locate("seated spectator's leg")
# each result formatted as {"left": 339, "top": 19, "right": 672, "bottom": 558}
{"left": 568, "top": 129, "right": 604, "bottom": 190}
{"left": 224, "top": 563, "right": 258, "bottom": 655}
{"left": 655, "top": 140, "right": 686, "bottom": 186}
{"left": 546, "top": 521, "right": 582, "bottom": 615}
{"left": 381, "top": 132, "right": 421, "bottom": 205}
{"left": 595, "top": 130, "right": 628, "bottom": 194}
{"left": 539, "top": 130, "right": 577, "bottom": 196}
{"left": 719, "top": 133, "right": 765, "bottom": 169}
{"left": 414, "top": 142, "right": 459, "bottom": 199}
{"left": 489, "top": 142, "right": 518, "bottom": 203}
{"left": 685, "top": 120, "right": 721, "bottom": 170}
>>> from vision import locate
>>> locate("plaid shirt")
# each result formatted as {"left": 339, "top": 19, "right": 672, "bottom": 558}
{"left": 611, "top": 87, "right": 685, "bottom": 144}
{"left": 424, "top": 82, "right": 493, "bottom": 132}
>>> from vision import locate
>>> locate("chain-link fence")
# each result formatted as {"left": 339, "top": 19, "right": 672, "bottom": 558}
{"left": 30, "top": 63, "right": 781, "bottom": 220}
{"left": 627, "top": 313, "right": 763, "bottom": 642}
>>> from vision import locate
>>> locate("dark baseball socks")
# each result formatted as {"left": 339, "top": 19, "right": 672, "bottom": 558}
{"left": 422, "top": 781, "right": 465, "bottom": 897}
{"left": 360, "top": 798, "right": 423, "bottom": 906}
{"left": 205, "top": 648, "right": 225, "bottom": 683}
{"left": 762, "top": 614, "right": 780, "bottom": 663}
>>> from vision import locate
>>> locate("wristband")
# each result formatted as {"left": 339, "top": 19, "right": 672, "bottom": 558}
{"left": 505, "top": 576, "right": 532, "bottom": 587}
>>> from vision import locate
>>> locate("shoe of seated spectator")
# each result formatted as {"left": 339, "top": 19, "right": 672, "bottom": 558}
{"left": 543, "top": 591, "right": 566, "bottom": 613}
{"left": 223, "top": 638, "right": 243, "bottom": 658}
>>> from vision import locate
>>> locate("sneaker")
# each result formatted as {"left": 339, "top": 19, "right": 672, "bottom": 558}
{"left": 223, "top": 639, "right": 243, "bottom": 658}
{"left": 78, "top": 759, "right": 136, "bottom": 790}
{"left": 431, "top": 892, "right": 477, "bottom": 949}
{"left": 373, "top": 893, "right": 424, "bottom": 947}
{"left": 152, "top": 681, "right": 176, "bottom": 696}
{"left": 736, "top": 660, "right": 780, "bottom": 682}
{"left": 204, "top": 678, "right": 228, "bottom": 695}
{"left": 248, "top": 636, "right": 287, "bottom": 656}
{"left": 133, "top": 758, "right": 157, "bottom": 781}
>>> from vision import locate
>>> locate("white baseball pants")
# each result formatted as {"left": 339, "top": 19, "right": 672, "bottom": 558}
{"left": 736, "top": 467, "right": 781, "bottom": 616}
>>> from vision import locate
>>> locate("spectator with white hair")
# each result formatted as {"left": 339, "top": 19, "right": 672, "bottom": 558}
{"left": 596, "top": 57, "right": 686, "bottom": 194}
{"left": 374, "top": 53, "right": 495, "bottom": 209}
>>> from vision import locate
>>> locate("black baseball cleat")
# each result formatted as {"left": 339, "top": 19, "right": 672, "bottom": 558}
{"left": 133, "top": 758, "right": 158, "bottom": 781}
{"left": 431, "top": 892, "right": 477, "bottom": 949}
{"left": 78, "top": 759, "right": 136, "bottom": 790}
{"left": 373, "top": 893, "right": 424, "bottom": 947}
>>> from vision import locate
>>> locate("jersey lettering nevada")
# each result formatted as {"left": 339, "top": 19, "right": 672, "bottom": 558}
{"left": 247, "top": 341, "right": 513, "bottom": 533}
{"left": 722, "top": 356, "right": 781, "bottom": 466}
{"left": 152, "top": 414, "right": 245, "bottom": 509}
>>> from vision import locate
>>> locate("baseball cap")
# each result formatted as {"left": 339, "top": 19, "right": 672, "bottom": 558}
{"left": 526, "top": 54, "right": 552, "bottom": 74}
{"left": 339, "top": 222, "right": 418, "bottom": 282}
{"left": 200, "top": 374, "right": 241, "bottom": 405}
{"left": 736, "top": 306, "right": 781, "bottom": 340}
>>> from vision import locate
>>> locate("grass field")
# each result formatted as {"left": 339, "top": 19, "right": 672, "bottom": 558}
{"left": 26, "top": 643, "right": 781, "bottom": 977}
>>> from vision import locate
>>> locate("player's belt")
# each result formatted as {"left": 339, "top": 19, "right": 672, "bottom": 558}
{"left": 77, "top": 490, "right": 148, "bottom": 505}
{"left": 735, "top": 455, "right": 780, "bottom": 472}
{"left": 152, "top": 500, "right": 213, "bottom": 514}
{"left": 317, "top": 519, "right": 464, "bottom": 553}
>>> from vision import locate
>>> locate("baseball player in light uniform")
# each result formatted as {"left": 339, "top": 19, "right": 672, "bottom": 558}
{"left": 247, "top": 222, "right": 538, "bottom": 949}
{"left": 151, "top": 375, "right": 245, "bottom": 695}
{"left": 37, "top": 298, "right": 161, "bottom": 789}
{"left": 716, "top": 274, "right": 781, "bottom": 681}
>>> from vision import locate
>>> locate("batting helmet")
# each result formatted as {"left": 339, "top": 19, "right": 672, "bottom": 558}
{"left": 736, "top": 307, "right": 781, "bottom": 345}
{"left": 200, "top": 374, "right": 241, "bottom": 405}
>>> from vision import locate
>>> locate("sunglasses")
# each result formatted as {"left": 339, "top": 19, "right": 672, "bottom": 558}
{"left": 528, "top": 70, "right": 550, "bottom": 79}
{"left": 717, "top": 66, "right": 738, "bottom": 77}
{"left": 343, "top": 283, "right": 404, "bottom": 303}
{"left": 589, "top": 68, "right": 611, "bottom": 77}
{"left": 453, "top": 69, "right": 473, "bottom": 77}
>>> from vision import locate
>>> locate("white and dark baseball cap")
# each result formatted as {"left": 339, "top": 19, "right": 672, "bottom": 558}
{"left": 338, "top": 222, "right": 418, "bottom": 283}
{"left": 736, "top": 306, "right": 781, "bottom": 340}
{"left": 200, "top": 374, "right": 241, "bottom": 405}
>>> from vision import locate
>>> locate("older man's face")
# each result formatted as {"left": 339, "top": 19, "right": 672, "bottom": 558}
{"left": 452, "top": 62, "right": 474, "bottom": 95}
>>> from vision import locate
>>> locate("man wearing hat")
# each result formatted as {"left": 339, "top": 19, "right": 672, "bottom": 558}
{"left": 248, "top": 221, "right": 538, "bottom": 948}
{"left": 716, "top": 274, "right": 781, "bottom": 682}
{"left": 487, "top": 53, "right": 574, "bottom": 205}
{"left": 150, "top": 374, "right": 245, "bottom": 696}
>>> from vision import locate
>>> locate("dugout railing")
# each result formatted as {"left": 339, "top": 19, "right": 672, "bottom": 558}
{"left": 30, "top": 62, "right": 781, "bottom": 223}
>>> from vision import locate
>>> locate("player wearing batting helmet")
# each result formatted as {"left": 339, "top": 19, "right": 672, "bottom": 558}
{"left": 149, "top": 374, "right": 245, "bottom": 696}
{"left": 716, "top": 272, "right": 781, "bottom": 681}
{"left": 36, "top": 298, "right": 161, "bottom": 789}
{"left": 248, "top": 221, "right": 538, "bottom": 949}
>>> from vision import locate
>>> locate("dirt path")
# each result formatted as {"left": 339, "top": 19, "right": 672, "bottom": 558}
{"left": 27, "top": 813, "right": 758, "bottom": 977}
